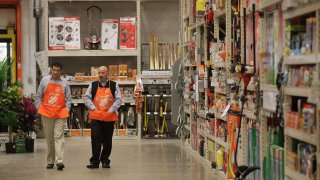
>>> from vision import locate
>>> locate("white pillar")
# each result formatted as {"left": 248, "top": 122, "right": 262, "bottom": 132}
{"left": 21, "top": 0, "right": 37, "bottom": 96}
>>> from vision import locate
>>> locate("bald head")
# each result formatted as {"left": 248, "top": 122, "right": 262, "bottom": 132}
{"left": 98, "top": 66, "right": 108, "bottom": 82}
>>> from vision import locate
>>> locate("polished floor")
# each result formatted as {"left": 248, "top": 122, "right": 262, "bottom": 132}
{"left": 0, "top": 137, "right": 219, "bottom": 180}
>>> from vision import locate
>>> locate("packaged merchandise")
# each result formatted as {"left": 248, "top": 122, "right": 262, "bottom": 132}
{"left": 119, "top": 17, "right": 136, "bottom": 49}
{"left": 64, "top": 16, "right": 81, "bottom": 50}
{"left": 101, "top": 19, "right": 119, "bottom": 50}
{"left": 49, "top": 17, "right": 65, "bottom": 50}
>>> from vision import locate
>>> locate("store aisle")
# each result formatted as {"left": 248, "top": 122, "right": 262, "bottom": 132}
{"left": 0, "top": 138, "right": 219, "bottom": 180}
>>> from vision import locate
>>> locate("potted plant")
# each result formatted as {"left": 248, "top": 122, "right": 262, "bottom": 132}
{"left": 0, "top": 107, "right": 18, "bottom": 153}
{"left": 18, "top": 96, "right": 40, "bottom": 152}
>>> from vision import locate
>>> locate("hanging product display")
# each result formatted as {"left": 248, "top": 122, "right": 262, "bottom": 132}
{"left": 84, "top": 6, "right": 101, "bottom": 50}
{"left": 64, "top": 16, "right": 81, "bottom": 50}
{"left": 127, "top": 107, "right": 135, "bottom": 128}
{"left": 120, "top": 17, "right": 136, "bottom": 49}
{"left": 101, "top": 19, "right": 118, "bottom": 50}
{"left": 48, "top": 17, "right": 65, "bottom": 50}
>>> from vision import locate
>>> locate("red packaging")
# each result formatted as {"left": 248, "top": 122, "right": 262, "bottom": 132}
{"left": 119, "top": 17, "right": 136, "bottom": 49}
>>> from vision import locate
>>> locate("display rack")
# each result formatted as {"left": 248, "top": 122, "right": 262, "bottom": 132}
{"left": 282, "top": 2, "right": 320, "bottom": 179}
{"left": 180, "top": 0, "right": 320, "bottom": 180}
{"left": 35, "top": 0, "right": 180, "bottom": 139}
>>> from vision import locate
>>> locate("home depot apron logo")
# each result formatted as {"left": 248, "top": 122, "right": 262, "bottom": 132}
{"left": 47, "top": 94, "right": 60, "bottom": 106}
{"left": 97, "top": 96, "right": 113, "bottom": 108}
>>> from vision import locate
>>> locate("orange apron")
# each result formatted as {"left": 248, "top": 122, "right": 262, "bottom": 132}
{"left": 38, "top": 82, "right": 69, "bottom": 119}
{"left": 89, "top": 82, "right": 119, "bottom": 122}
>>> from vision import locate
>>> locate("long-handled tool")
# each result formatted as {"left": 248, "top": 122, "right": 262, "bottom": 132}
{"left": 161, "top": 101, "right": 168, "bottom": 136}
{"left": 143, "top": 95, "right": 149, "bottom": 134}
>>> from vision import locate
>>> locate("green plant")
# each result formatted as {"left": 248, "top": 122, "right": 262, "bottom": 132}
{"left": 0, "top": 58, "right": 10, "bottom": 92}
{"left": 0, "top": 108, "right": 18, "bottom": 142}
{"left": 0, "top": 83, "right": 23, "bottom": 141}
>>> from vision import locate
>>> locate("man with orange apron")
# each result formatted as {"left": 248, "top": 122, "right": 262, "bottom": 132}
{"left": 84, "top": 66, "right": 121, "bottom": 169}
{"left": 35, "top": 62, "right": 71, "bottom": 171}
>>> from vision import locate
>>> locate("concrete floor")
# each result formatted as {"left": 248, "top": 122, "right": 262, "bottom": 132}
{"left": 0, "top": 137, "right": 219, "bottom": 180}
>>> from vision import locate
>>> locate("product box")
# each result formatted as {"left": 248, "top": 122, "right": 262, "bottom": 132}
{"left": 64, "top": 16, "right": 81, "bottom": 50}
{"left": 0, "top": 133, "right": 9, "bottom": 152}
{"left": 119, "top": 17, "right": 136, "bottom": 49}
{"left": 91, "top": 67, "right": 99, "bottom": 77}
{"left": 49, "top": 17, "right": 65, "bottom": 50}
{"left": 101, "top": 19, "right": 119, "bottom": 50}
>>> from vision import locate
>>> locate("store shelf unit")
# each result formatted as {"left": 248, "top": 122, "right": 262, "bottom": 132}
{"left": 35, "top": 0, "right": 144, "bottom": 139}
{"left": 282, "top": 3, "right": 320, "bottom": 179}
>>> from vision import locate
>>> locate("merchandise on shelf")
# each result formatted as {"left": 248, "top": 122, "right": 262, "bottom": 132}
{"left": 91, "top": 67, "right": 99, "bottom": 77}
{"left": 49, "top": 17, "right": 65, "bottom": 50}
{"left": 118, "top": 64, "right": 128, "bottom": 78}
{"left": 287, "top": 65, "right": 316, "bottom": 88}
{"left": 119, "top": 17, "right": 136, "bottom": 49}
{"left": 285, "top": 16, "right": 316, "bottom": 56}
{"left": 64, "top": 16, "right": 81, "bottom": 50}
{"left": 101, "top": 19, "right": 119, "bottom": 50}
{"left": 287, "top": 141, "right": 317, "bottom": 179}
{"left": 108, "top": 65, "right": 118, "bottom": 80}
{"left": 285, "top": 103, "right": 316, "bottom": 134}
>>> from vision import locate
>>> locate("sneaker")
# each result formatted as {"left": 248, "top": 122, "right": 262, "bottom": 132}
{"left": 57, "top": 163, "right": 65, "bottom": 171}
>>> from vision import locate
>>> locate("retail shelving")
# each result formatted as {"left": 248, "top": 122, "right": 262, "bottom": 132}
{"left": 36, "top": 0, "right": 180, "bottom": 139}
{"left": 47, "top": 50, "right": 139, "bottom": 57}
{"left": 284, "top": 54, "right": 319, "bottom": 65}
{"left": 282, "top": 2, "right": 320, "bottom": 179}
{"left": 283, "top": 0, "right": 320, "bottom": 20}
{"left": 284, "top": 87, "right": 312, "bottom": 97}
{"left": 284, "top": 128, "right": 318, "bottom": 146}
{"left": 285, "top": 167, "right": 310, "bottom": 180}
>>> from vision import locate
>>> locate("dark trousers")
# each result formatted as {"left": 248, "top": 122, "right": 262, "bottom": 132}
{"left": 90, "top": 120, "right": 115, "bottom": 165}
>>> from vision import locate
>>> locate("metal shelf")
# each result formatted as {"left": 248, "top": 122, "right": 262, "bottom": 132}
{"left": 284, "top": 87, "right": 311, "bottom": 97}
{"left": 285, "top": 128, "right": 317, "bottom": 146}
{"left": 261, "top": 84, "right": 278, "bottom": 92}
{"left": 47, "top": 50, "right": 138, "bottom": 57}
{"left": 258, "top": 0, "right": 282, "bottom": 10}
{"left": 140, "top": 75, "right": 171, "bottom": 79}
{"left": 216, "top": 170, "right": 227, "bottom": 180}
{"left": 189, "top": 20, "right": 205, "bottom": 31}
{"left": 69, "top": 80, "right": 136, "bottom": 85}
{"left": 215, "top": 137, "right": 229, "bottom": 150}
{"left": 207, "top": 133, "right": 215, "bottom": 141}
{"left": 49, "top": 0, "right": 175, "bottom": 2}
{"left": 284, "top": 1, "right": 320, "bottom": 20}
{"left": 214, "top": 8, "right": 226, "bottom": 18}
{"left": 284, "top": 54, "right": 318, "bottom": 65}
{"left": 285, "top": 167, "right": 309, "bottom": 180}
